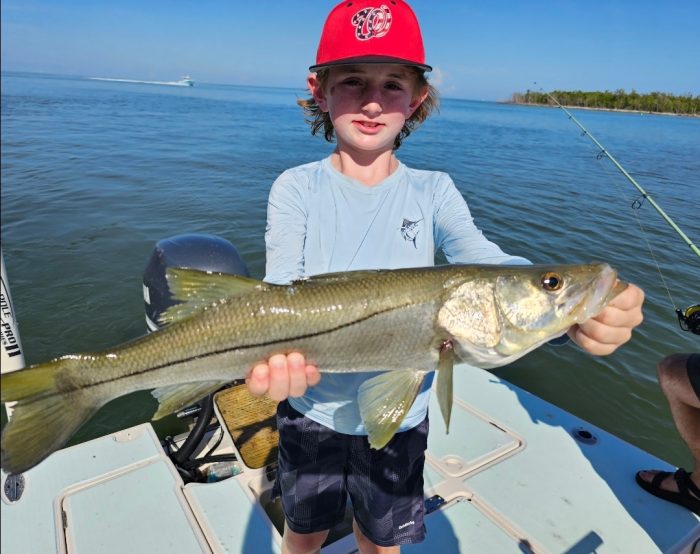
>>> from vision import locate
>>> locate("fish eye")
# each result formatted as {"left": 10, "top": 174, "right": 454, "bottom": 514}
{"left": 541, "top": 272, "right": 563, "bottom": 291}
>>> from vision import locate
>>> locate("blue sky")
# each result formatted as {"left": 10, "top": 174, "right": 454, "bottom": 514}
{"left": 2, "top": 0, "right": 699, "bottom": 101}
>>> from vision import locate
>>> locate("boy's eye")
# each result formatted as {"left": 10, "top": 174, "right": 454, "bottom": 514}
{"left": 385, "top": 82, "right": 404, "bottom": 91}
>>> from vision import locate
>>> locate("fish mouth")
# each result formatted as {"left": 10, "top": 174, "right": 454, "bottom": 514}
{"left": 606, "top": 279, "right": 628, "bottom": 302}
{"left": 565, "top": 263, "right": 625, "bottom": 323}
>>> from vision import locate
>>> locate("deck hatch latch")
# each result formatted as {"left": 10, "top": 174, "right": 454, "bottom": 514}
{"left": 571, "top": 427, "right": 598, "bottom": 445}
{"left": 2, "top": 473, "right": 25, "bottom": 503}
{"left": 424, "top": 494, "right": 446, "bottom": 514}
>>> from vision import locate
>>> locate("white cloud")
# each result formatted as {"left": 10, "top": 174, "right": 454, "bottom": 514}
{"left": 428, "top": 66, "right": 445, "bottom": 87}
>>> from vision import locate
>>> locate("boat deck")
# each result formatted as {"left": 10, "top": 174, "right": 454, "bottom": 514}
{"left": 2, "top": 363, "right": 699, "bottom": 553}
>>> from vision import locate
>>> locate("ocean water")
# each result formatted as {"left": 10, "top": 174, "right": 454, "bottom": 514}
{"left": 1, "top": 71, "right": 699, "bottom": 466}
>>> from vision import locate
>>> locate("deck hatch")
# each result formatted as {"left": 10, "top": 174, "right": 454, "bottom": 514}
{"left": 61, "top": 460, "right": 208, "bottom": 553}
{"left": 427, "top": 393, "right": 521, "bottom": 477}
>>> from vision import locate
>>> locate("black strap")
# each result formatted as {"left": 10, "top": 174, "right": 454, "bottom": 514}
{"left": 650, "top": 470, "right": 670, "bottom": 489}
{"left": 674, "top": 468, "right": 700, "bottom": 499}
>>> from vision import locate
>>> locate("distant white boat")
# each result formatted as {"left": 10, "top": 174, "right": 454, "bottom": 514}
{"left": 90, "top": 75, "right": 194, "bottom": 87}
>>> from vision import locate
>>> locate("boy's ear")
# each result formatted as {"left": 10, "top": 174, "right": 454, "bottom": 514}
{"left": 407, "top": 85, "right": 430, "bottom": 117}
{"left": 307, "top": 73, "right": 328, "bottom": 112}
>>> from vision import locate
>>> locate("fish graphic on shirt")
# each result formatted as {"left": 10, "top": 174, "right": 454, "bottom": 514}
{"left": 400, "top": 218, "right": 422, "bottom": 248}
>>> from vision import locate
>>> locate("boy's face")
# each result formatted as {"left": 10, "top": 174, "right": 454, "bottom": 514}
{"left": 309, "top": 64, "right": 428, "bottom": 155}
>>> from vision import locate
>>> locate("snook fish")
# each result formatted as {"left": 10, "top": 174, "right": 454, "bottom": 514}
{"left": 1, "top": 263, "right": 625, "bottom": 474}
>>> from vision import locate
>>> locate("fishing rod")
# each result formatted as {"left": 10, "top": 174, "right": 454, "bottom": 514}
{"left": 543, "top": 90, "right": 700, "bottom": 259}
{"left": 540, "top": 89, "right": 700, "bottom": 332}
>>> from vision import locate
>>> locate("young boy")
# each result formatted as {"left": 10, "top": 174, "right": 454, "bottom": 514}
{"left": 247, "top": 1, "right": 645, "bottom": 552}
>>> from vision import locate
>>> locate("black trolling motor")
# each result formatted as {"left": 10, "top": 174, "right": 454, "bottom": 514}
{"left": 142, "top": 233, "right": 251, "bottom": 482}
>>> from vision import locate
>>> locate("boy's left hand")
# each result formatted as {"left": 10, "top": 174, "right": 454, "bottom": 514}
{"left": 567, "top": 283, "right": 644, "bottom": 356}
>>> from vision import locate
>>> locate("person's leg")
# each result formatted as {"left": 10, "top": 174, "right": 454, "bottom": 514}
{"left": 352, "top": 519, "right": 399, "bottom": 554}
{"left": 346, "top": 417, "right": 429, "bottom": 552}
{"left": 281, "top": 523, "right": 329, "bottom": 554}
{"left": 658, "top": 354, "right": 700, "bottom": 476}
{"left": 275, "top": 401, "right": 348, "bottom": 554}
{"left": 637, "top": 353, "right": 700, "bottom": 501}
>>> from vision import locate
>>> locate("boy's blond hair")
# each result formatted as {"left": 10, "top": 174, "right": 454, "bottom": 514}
{"left": 298, "top": 67, "right": 439, "bottom": 150}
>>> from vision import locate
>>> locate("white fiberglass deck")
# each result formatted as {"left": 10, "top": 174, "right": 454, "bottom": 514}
{"left": 2, "top": 364, "right": 699, "bottom": 553}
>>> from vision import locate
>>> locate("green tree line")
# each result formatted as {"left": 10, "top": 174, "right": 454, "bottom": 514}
{"left": 511, "top": 89, "right": 699, "bottom": 115}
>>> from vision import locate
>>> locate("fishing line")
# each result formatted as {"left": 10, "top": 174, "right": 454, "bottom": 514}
{"left": 539, "top": 88, "right": 699, "bottom": 259}
{"left": 536, "top": 86, "right": 699, "bottom": 330}
{"left": 591, "top": 144, "right": 700, "bottom": 333}
{"left": 585, "top": 132, "right": 679, "bottom": 312}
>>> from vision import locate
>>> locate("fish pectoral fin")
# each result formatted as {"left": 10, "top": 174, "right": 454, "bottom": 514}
{"left": 151, "top": 381, "right": 228, "bottom": 419}
{"left": 161, "top": 268, "right": 262, "bottom": 324}
{"left": 436, "top": 341, "right": 455, "bottom": 433}
{"left": 358, "top": 370, "right": 428, "bottom": 450}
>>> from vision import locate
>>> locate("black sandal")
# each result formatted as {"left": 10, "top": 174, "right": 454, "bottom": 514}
{"left": 635, "top": 468, "right": 700, "bottom": 515}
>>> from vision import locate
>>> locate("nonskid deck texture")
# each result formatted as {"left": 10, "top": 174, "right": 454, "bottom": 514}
{"left": 0, "top": 425, "right": 210, "bottom": 553}
{"left": 2, "top": 364, "right": 699, "bottom": 553}
{"left": 415, "top": 367, "right": 700, "bottom": 553}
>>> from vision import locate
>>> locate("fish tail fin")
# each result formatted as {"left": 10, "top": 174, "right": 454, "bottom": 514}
{"left": 1, "top": 363, "right": 58, "bottom": 403}
{"left": 1, "top": 360, "right": 106, "bottom": 474}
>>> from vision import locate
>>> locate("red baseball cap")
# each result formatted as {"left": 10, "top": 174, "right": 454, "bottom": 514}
{"left": 310, "top": 0, "right": 432, "bottom": 73}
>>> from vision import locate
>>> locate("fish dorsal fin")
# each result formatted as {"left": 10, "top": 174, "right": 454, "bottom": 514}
{"left": 358, "top": 370, "right": 428, "bottom": 450}
{"left": 299, "top": 269, "right": 381, "bottom": 286}
{"left": 151, "top": 380, "right": 228, "bottom": 419}
{"left": 160, "top": 268, "right": 262, "bottom": 324}
{"left": 436, "top": 340, "right": 455, "bottom": 433}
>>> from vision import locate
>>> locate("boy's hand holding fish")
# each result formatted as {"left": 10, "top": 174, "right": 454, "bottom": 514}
{"left": 247, "top": 352, "right": 321, "bottom": 401}
{"left": 567, "top": 282, "right": 644, "bottom": 355}
{"left": 246, "top": 282, "right": 645, "bottom": 399}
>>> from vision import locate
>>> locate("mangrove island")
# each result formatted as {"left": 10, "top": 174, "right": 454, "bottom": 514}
{"left": 510, "top": 89, "right": 699, "bottom": 116}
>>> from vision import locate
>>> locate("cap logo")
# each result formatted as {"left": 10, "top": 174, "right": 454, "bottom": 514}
{"left": 352, "top": 5, "right": 393, "bottom": 41}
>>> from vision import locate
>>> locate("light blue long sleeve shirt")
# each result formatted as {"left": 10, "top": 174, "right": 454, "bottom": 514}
{"left": 265, "top": 156, "right": 529, "bottom": 434}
